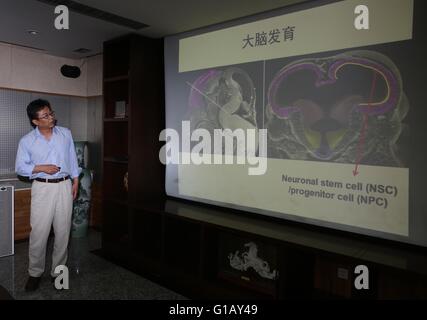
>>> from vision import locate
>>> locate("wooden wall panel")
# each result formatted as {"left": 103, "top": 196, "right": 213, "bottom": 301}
{"left": 14, "top": 184, "right": 103, "bottom": 241}
{"left": 314, "top": 256, "right": 352, "bottom": 298}
{"left": 14, "top": 190, "right": 31, "bottom": 241}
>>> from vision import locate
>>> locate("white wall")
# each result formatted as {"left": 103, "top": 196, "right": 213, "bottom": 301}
{"left": 0, "top": 44, "right": 12, "bottom": 89}
{"left": 69, "top": 97, "right": 89, "bottom": 141}
{"left": 0, "top": 42, "right": 102, "bottom": 97}
{"left": 0, "top": 42, "right": 104, "bottom": 175}
{"left": 87, "top": 54, "right": 103, "bottom": 97}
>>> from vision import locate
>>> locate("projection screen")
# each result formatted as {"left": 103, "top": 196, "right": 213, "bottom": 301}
{"left": 163, "top": 0, "right": 427, "bottom": 247}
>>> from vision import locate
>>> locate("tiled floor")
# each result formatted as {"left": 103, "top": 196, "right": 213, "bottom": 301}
{"left": 0, "top": 230, "right": 187, "bottom": 300}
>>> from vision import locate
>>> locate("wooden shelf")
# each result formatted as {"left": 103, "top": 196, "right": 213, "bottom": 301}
{"left": 103, "top": 121, "right": 128, "bottom": 159}
{"left": 103, "top": 37, "right": 130, "bottom": 79}
{"left": 103, "top": 117, "right": 128, "bottom": 122}
{"left": 103, "top": 79, "right": 129, "bottom": 119}
{"left": 107, "top": 198, "right": 129, "bottom": 207}
{"left": 103, "top": 157, "right": 128, "bottom": 164}
{"left": 103, "top": 161, "right": 128, "bottom": 202}
{"left": 104, "top": 75, "right": 129, "bottom": 83}
{"left": 101, "top": 33, "right": 168, "bottom": 295}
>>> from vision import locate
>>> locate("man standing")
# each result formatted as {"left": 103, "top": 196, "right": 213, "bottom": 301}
{"left": 15, "top": 99, "right": 79, "bottom": 292}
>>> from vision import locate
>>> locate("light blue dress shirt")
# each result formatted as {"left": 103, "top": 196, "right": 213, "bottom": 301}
{"left": 15, "top": 126, "right": 80, "bottom": 179}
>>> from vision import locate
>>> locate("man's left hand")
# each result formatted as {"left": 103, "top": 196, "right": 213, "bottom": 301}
{"left": 72, "top": 178, "right": 79, "bottom": 200}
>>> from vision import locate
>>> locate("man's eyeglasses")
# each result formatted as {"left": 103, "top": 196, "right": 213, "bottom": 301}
{"left": 37, "top": 111, "right": 55, "bottom": 120}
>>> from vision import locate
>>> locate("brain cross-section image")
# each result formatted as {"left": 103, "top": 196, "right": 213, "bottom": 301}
{"left": 187, "top": 67, "right": 260, "bottom": 154}
{"left": 265, "top": 50, "right": 408, "bottom": 167}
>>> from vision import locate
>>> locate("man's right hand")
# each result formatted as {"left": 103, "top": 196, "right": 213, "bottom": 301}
{"left": 33, "top": 164, "right": 60, "bottom": 175}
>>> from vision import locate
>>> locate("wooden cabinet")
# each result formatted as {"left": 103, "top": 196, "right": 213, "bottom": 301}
{"left": 101, "top": 34, "right": 165, "bottom": 251}
{"left": 13, "top": 183, "right": 103, "bottom": 239}
{"left": 99, "top": 197, "right": 427, "bottom": 299}
{"left": 378, "top": 270, "right": 427, "bottom": 299}
{"left": 314, "top": 256, "right": 354, "bottom": 298}
{"left": 14, "top": 190, "right": 31, "bottom": 241}
{"left": 89, "top": 182, "right": 103, "bottom": 229}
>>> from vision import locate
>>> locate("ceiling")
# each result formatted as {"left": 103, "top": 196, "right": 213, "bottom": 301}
{"left": 0, "top": 0, "right": 309, "bottom": 59}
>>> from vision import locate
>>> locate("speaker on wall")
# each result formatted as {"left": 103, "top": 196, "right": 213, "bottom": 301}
{"left": 60, "top": 64, "right": 81, "bottom": 78}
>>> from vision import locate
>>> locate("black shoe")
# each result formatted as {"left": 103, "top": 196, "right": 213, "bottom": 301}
{"left": 25, "top": 276, "right": 41, "bottom": 292}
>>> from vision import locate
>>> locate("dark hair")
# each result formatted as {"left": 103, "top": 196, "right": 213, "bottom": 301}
{"left": 27, "top": 99, "right": 51, "bottom": 128}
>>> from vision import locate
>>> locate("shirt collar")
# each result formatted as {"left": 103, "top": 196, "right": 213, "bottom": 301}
{"left": 34, "top": 126, "right": 57, "bottom": 138}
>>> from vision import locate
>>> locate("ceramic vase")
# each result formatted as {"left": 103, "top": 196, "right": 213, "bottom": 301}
{"left": 71, "top": 141, "right": 93, "bottom": 238}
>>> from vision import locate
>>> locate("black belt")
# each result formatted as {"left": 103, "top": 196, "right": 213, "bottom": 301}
{"left": 34, "top": 176, "right": 70, "bottom": 183}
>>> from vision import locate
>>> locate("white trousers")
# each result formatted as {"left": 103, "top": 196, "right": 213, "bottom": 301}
{"left": 28, "top": 179, "right": 73, "bottom": 277}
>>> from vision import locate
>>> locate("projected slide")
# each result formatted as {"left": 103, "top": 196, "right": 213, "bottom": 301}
{"left": 164, "top": 0, "right": 425, "bottom": 246}
{"left": 186, "top": 50, "right": 408, "bottom": 167}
